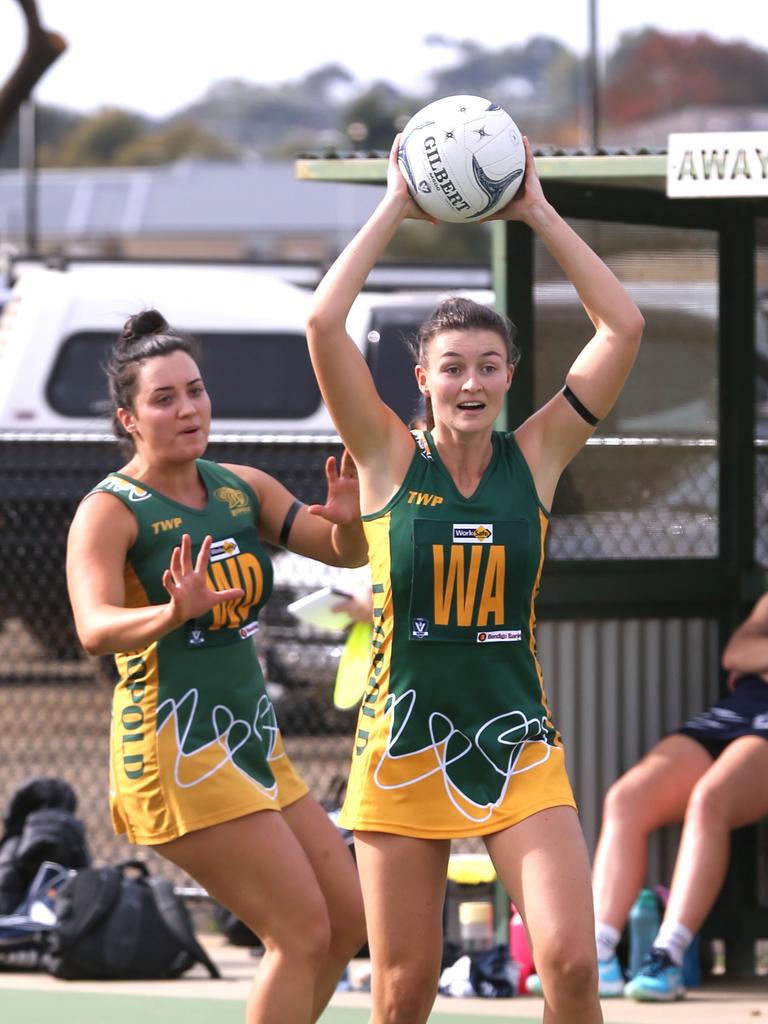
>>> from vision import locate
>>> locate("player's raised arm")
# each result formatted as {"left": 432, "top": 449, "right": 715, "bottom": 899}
{"left": 487, "top": 137, "right": 645, "bottom": 501}
{"left": 306, "top": 138, "right": 430, "bottom": 474}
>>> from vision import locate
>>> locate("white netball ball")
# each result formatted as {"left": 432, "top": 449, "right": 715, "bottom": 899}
{"left": 397, "top": 95, "right": 525, "bottom": 223}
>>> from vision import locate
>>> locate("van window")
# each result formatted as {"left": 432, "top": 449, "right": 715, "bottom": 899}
{"left": 366, "top": 305, "right": 425, "bottom": 426}
{"left": 46, "top": 331, "right": 321, "bottom": 419}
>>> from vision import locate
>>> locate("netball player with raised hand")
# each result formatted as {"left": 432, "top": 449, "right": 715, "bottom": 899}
{"left": 66, "top": 310, "right": 367, "bottom": 1024}
{"left": 306, "top": 135, "right": 644, "bottom": 1024}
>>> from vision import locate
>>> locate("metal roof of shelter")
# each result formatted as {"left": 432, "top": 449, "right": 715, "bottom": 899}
{"left": 295, "top": 146, "right": 670, "bottom": 194}
{"left": 296, "top": 144, "right": 768, "bottom": 209}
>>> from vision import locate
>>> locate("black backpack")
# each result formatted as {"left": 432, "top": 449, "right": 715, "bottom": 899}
{"left": 45, "top": 860, "right": 220, "bottom": 980}
{"left": 212, "top": 899, "right": 263, "bottom": 948}
{"left": 0, "top": 778, "right": 90, "bottom": 915}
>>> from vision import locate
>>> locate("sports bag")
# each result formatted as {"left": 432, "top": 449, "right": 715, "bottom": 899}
{"left": 0, "top": 861, "right": 70, "bottom": 969}
{"left": 45, "top": 860, "right": 220, "bottom": 980}
{"left": 469, "top": 943, "right": 519, "bottom": 998}
{"left": 0, "top": 778, "right": 89, "bottom": 914}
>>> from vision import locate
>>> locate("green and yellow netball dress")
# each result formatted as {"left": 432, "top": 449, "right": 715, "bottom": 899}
{"left": 88, "top": 460, "right": 307, "bottom": 845}
{"left": 340, "top": 431, "right": 575, "bottom": 839}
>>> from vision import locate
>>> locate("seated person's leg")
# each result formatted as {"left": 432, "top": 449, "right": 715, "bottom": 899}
{"left": 626, "top": 730, "right": 768, "bottom": 1000}
{"left": 591, "top": 735, "right": 712, "bottom": 995}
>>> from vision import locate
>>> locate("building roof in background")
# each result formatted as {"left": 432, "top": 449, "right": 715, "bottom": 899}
{"left": 3, "top": 121, "right": 766, "bottom": 245}
{"left": 0, "top": 160, "right": 384, "bottom": 238}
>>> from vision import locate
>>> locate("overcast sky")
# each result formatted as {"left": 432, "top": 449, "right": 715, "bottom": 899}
{"left": 1, "top": 0, "right": 767, "bottom": 118}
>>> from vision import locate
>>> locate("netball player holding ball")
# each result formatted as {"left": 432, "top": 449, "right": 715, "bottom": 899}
{"left": 306, "top": 125, "right": 644, "bottom": 1024}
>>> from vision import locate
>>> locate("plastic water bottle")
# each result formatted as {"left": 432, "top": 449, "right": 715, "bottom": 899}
{"left": 628, "top": 888, "right": 660, "bottom": 977}
{"left": 509, "top": 904, "right": 535, "bottom": 992}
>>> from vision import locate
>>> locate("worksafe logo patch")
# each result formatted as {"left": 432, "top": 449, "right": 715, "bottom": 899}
{"left": 453, "top": 523, "right": 493, "bottom": 543}
{"left": 209, "top": 538, "right": 240, "bottom": 562}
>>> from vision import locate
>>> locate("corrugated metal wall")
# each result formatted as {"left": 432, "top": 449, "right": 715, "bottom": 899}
{"left": 538, "top": 617, "right": 721, "bottom": 884}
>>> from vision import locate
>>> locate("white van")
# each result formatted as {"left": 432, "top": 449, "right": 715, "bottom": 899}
{"left": 0, "top": 263, "right": 327, "bottom": 435}
{"left": 0, "top": 261, "right": 489, "bottom": 437}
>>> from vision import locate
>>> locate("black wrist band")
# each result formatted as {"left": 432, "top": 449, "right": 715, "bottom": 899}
{"left": 562, "top": 384, "right": 600, "bottom": 426}
{"left": 279, "top": 499, "right": 303, "bottom": 547}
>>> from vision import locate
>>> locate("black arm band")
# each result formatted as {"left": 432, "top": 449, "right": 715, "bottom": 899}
{"left": 561, "top": 384, "right": 600, "bottom": 427}
{"left": 278, "top": 499, "right": 303, "bottom": 547}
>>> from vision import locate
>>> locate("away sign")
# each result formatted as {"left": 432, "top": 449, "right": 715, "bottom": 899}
{"left": 667, "top": 132, "right": 768, "bottom": 198}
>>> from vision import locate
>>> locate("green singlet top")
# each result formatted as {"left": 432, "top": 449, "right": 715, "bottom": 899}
{"left": 339, "top": 430, "right": 576, "bottom": 839}
{"left": 88, "top": 458, "right": 307, "bottom": 845}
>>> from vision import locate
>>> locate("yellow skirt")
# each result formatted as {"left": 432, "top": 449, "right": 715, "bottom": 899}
{"left": 108, "top": 693, "right": 308, "bottom": 846}
{"left": 339, "top": 729, "right": 575, "bottom": 839}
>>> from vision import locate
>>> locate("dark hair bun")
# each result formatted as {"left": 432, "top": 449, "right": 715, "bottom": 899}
{"left": 120, "top": 309, "right": 169, "bottom": 345}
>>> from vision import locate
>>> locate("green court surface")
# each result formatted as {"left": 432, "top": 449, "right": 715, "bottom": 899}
{"left": 0, "top": 988, "right": 545, "bottom": 1024}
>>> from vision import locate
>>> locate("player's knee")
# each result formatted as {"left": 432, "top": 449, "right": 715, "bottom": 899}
{"left": 537, "top": 941, "right": 598, "bottom": 999}
{"left": 261, "top": 901, "right": 332, "bottom": 963}
{"left": 602, "top": 773, "right": 641, "bottom": 823}
{"left": 376, "top": 961, "right": 439, "bottom": 1024}
{"left": 685, "top": 778, "right": 731, "bottom": 829}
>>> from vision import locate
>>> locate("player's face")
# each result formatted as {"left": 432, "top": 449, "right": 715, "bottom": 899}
{"left": 120, "top": 350, "right": 211, "bottom": 461}
{"left": 418, "top": 329, "right": 512, "bottom": 434}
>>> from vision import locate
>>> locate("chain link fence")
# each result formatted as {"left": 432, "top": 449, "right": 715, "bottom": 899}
{"left": 0, "top": 436, "right": 357, "bottom": 882}
{"left": 0, "top": 429, "right": 737, "bottom": 883}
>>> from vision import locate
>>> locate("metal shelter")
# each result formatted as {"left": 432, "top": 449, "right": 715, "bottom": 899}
{"left": 296, "top": 147, "right": 768, "bottom": 971}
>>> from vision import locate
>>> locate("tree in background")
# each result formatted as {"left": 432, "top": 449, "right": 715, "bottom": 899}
{"left": 0, "top": 102, "right": 78, "bottom": 167}
{"left": 44, "top": 108, "right": 146, "bottom": 167}
{"left": 340, "top": 82, "right": 412, "bottom": 151}
{"left": 104, "top": 119, "right": 235, "bottom": 166}
{"left": 181, "top": 66, "right": 355, "bottom": 157}
{"left": 423, "top": 34, "right": 583, "bottom": 144}
{"left": 603, "top": 29, "right": 768, "bottom": 125}
{"left": 39, "top": 110, "right": 236, "bottom": 167}
{"left": 0, "top": 0, "right": 65, "bottom": 138}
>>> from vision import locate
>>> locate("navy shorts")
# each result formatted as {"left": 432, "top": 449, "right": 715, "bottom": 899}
{"left": 677, "top": 674, "right": 768, "bottom": 758}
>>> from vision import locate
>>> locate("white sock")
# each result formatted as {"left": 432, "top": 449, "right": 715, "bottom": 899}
{"left": 654, "top": 921, "right": 693, "bottom": 967}
{"left": 595, "top": 922, "right": 621, "bottom": 963}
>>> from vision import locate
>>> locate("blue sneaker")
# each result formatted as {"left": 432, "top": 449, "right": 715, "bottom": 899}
{"left": 524, "top": 956, "right": 624, "bottom": 999}
{"left": 624, "top": 947, "right": 685, "bottom": 1001}
{"left": 597, "top": 954, "right": 625, "bottom": 997}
